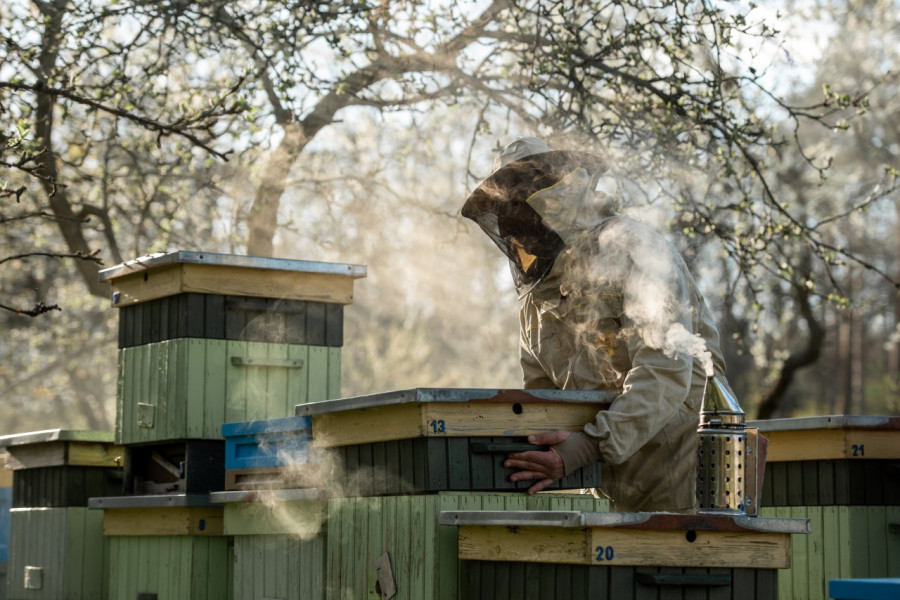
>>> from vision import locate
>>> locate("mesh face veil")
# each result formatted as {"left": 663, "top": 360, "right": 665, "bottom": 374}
{"left": 462, "top": 145, "right": 607, "bottom": 296}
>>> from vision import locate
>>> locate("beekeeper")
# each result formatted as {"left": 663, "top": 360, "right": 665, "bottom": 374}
{"left": 461, "top": 137, "right": 735, "bottom": 512}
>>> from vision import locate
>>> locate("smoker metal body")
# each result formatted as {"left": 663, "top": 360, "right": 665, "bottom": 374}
{"left": 696, "top": 377, "right": 765, "bottom": 515}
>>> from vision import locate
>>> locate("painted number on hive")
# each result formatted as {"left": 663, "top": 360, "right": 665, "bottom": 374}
{"left": 430, "top": 420, "right": 446, "bottom": 434}
{"left": 852, "top": 444, "right": 865, "bottom": 457}
{"left": 595, "top": 545, "right": 615, "bottom": 562}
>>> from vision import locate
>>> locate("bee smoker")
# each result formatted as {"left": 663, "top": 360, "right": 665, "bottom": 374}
{"left": 696, "top": 376, "right": 764, "bottom": 515}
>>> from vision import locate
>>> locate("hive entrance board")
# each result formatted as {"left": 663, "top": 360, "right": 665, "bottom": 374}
{"left": 295, "top": 388, "right": 617, "bottom": 448}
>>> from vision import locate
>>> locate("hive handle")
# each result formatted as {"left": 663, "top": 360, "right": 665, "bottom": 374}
{"left": 636, "top": 573, "right": 732, "bottom": 587}
{"left": 471, "top": 442, "right": 549, "bottom": 453}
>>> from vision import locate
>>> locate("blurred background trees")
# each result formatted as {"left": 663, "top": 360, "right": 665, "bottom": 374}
{"left": 1, "top": 0, "right": 897, "bottom": 434}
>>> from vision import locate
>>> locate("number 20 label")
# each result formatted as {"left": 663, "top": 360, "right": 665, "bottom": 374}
{"left": 595, "top": 545, "right": 615, "bottom": 562}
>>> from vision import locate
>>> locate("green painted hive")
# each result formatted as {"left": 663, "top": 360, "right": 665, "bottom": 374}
{"left": 116, "top": 339, "right": 342, "bottom": 445}
{"left": 93, "top": 495, "right": 233, "bottom": 600}
{"left": 7, "top": 507, "right": 107, "bottom": 600}
{"left": 325, "top": 491, "right": 609, "bottom": 600}
{"left": 761, "top": 505, "right": 900, "bottom": 600}
{"left": 100, "top": 251, "right": 366, "bottom": 446}
{"left": 215, "top": 490, "right": 328, "bottom": 600}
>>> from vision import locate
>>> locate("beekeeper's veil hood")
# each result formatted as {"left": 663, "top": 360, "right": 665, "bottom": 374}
{"left": 461, "top": 137, "right": 607, "bottom": 296}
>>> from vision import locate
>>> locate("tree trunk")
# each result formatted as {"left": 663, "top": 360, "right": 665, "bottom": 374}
{"left": 755, "top": 284, "right": 825, "bottom": 419}
{"left": 34, "top": 0, "right": 107, "bottom": 298}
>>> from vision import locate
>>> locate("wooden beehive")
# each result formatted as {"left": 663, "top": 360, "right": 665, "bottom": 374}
{"left": 89, "top": 494, "right": 232, "bottom": 600}
{"left": 441, "top": 510, "right": 810, "bottom": 600}
{"left": 100, "top": 251, "right": 366, "bottom": 448}
{"left": 751, "top": 415, "right": 900, "bottom": 600}
{"left": 0, "top": 430, "right": 123, "bottom": 509}
{"left": 290, "top": 388, "right": 616, "bottom": 496}
{"left": 751, "top": 415, "right": 900, "bottom": 507}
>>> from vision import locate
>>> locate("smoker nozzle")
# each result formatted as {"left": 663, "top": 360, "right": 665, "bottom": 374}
{"left": 698, "top": 375, "right": 744, "bottom": 428}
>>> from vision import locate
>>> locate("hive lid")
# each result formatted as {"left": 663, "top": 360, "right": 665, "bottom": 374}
{"left": 99, "top": 251, "right": 367, "bottom": 306}
{"left": 0, "top": 429, "right": 115, "bottom": 448}
{"left": 296, "top": 387, "right": 617, "bottom": 416}
{"left": 99, "top": 251, "right": 367, "bottom": 282}
{"left": 747, "top": 414, "right": 900, "bottom": 432}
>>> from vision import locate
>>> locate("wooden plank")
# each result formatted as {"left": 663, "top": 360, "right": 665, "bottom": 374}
{"left": 204, "top": 339, "right": 227, "bottom": 440}
{"left": 888, "top": 506, "right": 900, "bottom": 577}
{"left": 311, "top": 401, "right": 605, "bottom": 448}
{"left": 866, "top": 506, "right": 888, "bottom": 577}
{"left": 182, "top": 263, "right": 359, "bottom": 304}
{"left": 109, "top": 262, "right": 359, "bottom": 305}
{"left": 312, "top": 402, "right": 423, "bottom": 448}
{"left": 307, "top": 345, "right": 330, "bottom": 401}
{"left": 103, "top": 506, "right": 224, "bottom": 536}
{"left": 3, "top": 441, "right": 66, "bottom": 469}
{"left": 764, "top": 428, "right": 900, "bottom": 461}
{"left": 457, "top": 525, "right": 589, "bottom": 565}
{"left": 457, "top": 524, "right": 792, "bottom": 569}
{"left": 589, "top": 528, "right": 793, "bottom": 569}
{"left": 68, "top": 442, "right": 124, "bottom": 468}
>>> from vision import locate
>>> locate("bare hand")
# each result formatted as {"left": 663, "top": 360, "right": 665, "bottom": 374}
{"left": 504, "top": 430, "right": 571, "bottom": 495}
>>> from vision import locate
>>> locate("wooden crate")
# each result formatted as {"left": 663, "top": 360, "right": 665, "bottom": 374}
{"left": 94, "top": 494, "right": 233, "bottom": 600}
{"left": 117, "top": 339, "right": 341, "bottom": 445}
{"left": 761, "top": 505, "right": 900, "bottom": 600}
{"left": 7, "top": 507, "right": 107, "bottom": 600}
{"left": 99, "top": 251, "right": 366, "bottom": 308}
{"left": 117, "top": 293, "right": 345, "bottom": 349}
{"left": 443, "top": 510, "right": 809, "bottom": 600}
{"left": 214, "top": 489, "right": 328, "bottom": 600}
{"left": 325, "top": 491, "right": 609, "bottom": 600}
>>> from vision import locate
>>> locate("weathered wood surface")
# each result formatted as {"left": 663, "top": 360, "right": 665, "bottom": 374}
{"left": 100, "top": 251, "right": 366, "bottom": 307}
{"left": 106, "top": 535, "right": 233, "bottom": 600}
{"left": 108, "top": 261, "right": 361, "bottom": 306}
{"left": 749, "top": 415, "right": 900, "bottom": 461}
{"left": 308, "top": 400, "right": 611, "bottom": 448}
{"left": 103, "top": 506, "right": 224, "bottom": 536}
{"left": 7, "top": 507, "right": 108, "bottom": 599}
{"left": 456, "top": 525, "right": 793, "bottom": 569}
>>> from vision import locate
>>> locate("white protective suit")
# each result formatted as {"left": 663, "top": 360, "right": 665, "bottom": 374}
{"left": 463, "top": 137, "right": 733, "bottom": 512}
